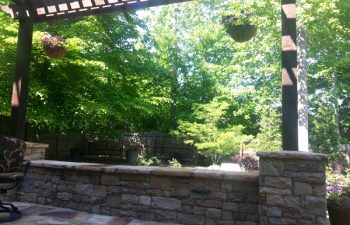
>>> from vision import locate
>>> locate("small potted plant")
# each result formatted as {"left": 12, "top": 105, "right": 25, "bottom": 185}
{"left": 222, "top": 9, "right": 257, "bottom": 42}
{"left": 42, "top": 34, "right": 66, "bottom": 59}
{"left": 327, "top": 183, "right": 350, "bottom": 225}
{"left": 124, "top": 134, "right": 145, "bottom": 165}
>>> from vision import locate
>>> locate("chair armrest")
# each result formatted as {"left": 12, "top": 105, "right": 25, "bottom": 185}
{"left": 0, "top": 172, "right": 23, "bottom": 192}
{"left": 22, "top": 160, "right": 31, "bottom": 175}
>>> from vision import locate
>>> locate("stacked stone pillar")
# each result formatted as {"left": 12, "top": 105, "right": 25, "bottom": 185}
{"left": 258, "top": 151, "right": 327, "bottom": 225}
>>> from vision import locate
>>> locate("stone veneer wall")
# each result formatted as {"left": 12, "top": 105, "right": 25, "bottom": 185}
{"left": 258, "top": 151, "right": 327, "bottom": 225}
{"left": 24, "top": 142, "right": 49, "bottom": 160}
{"left": 16, "top": 151, "right": 327, "bottom": 225}
{"left": 17, "top": 161, "right": 259, "bottom": 225}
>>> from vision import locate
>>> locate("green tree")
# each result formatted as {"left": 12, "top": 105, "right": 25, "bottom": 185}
{"left": 174, "top": 98, "right": 253, "bottom": 164}
{"left": 0, "top": 11, "right": 175, "bottom": 138}
{"left": 302, "top": 0, "right": 350, "bottom": 154}
{"left": 250, "top": 107, "right": 282, "bottom": 151}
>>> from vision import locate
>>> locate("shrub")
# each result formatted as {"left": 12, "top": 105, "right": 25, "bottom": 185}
{"left": 232, "top": 153, "right": 259, "bottom": 172}
{"left": 137, "top": 150, "right": 161, "bottom": 166}
{"left": 168, "top": 158, "right": 182, "bottom": 168}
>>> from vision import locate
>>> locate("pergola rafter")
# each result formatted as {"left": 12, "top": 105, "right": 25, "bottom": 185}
{"left": 1, "top": 0, "right": 300, "bottom": 151}
{"left": 3, "top": 0, "right": 192, "bottom": 22}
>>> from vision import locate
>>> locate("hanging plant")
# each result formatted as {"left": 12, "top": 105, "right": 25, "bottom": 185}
{"left": 222, "top": 9, "right": 257, "bottom": 42}
{"left": 42, "top": 34, "right": 66, "bottom": 59}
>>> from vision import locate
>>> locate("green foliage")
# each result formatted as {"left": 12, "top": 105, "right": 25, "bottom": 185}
{"left": 168, "top": 158, "right": 182, "bottom": 168}
{"left": 249, "top": 108, "right": 282, "bottom": 151}
{"left": 0, "top": 11, "right": 174, "bottom": 138}
{"left": 0, "top": 0, "right": 349, "bottom": 161}
{"left": 174, "top": 98, "right": 253, "bottom": 164}
{"left": 137, "top": 150, "right": 161, "bottom": 166}
{"left": 302, "top": 0, "right": 350, "bottom": 152}
{"left": 309, "top": 103, "right": 341, "bottom": 160}
{"left": 0, "top": 12, "right": 17, "bottom": 116}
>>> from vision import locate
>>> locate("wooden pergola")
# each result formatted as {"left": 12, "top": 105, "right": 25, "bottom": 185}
{"left": 1, "top": 0, "right": 299, "bottom": 150}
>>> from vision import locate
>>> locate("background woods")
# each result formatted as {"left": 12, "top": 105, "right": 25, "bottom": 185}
{"left": 0, "top": 0, "right": 349, "bottom": 163}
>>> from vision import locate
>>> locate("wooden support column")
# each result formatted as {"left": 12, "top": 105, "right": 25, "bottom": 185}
{"left": 281, "top": 0, "right": 298, "bottom": 150}
{"left": 9, "top": 7, "right": 33, "bottom": 139}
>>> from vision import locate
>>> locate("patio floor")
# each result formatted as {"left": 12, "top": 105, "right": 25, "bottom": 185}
{"left": 0, "top": 202, "right": 182, "bottom": 225}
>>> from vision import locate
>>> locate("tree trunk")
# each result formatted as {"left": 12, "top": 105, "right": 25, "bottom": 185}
{"left": 297, "top": 24, "right": 309, "bottom": 151}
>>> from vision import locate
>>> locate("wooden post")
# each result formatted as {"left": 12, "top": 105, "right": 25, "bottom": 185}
{"left": 9, "top": 6, "right": 33, "bottom": 139}
{"left": 281, "top": 0, "right": 298, "bottom": 150}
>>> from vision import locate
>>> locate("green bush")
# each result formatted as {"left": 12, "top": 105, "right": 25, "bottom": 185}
{"left": 137, "top": 150, "right": 161, "bottom": 166}
{"left": 168, "top": 158, "right": 182, "bottom": 168}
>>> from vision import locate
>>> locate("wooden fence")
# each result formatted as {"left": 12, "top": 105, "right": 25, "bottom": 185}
{"left": 0, "top": 116, "right": 197, "bottom": 164}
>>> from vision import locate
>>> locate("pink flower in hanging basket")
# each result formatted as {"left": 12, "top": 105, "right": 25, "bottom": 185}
{"left": 42, "top": 34, "right": 66, "bottom": 59}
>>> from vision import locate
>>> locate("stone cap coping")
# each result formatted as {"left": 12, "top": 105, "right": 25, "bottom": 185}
{"left": 257, "top": 151, "right": 328, "bottom": 161}
{"left": 30, "top": 160, "right": 258, "bottom": 182}
{"left": 25, "top": 142, "right": 49, "bottom": 148}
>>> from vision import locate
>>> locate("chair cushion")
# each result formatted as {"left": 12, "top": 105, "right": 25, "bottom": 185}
{"left": 0, "top": 136, "right": 26, "bottom": 173}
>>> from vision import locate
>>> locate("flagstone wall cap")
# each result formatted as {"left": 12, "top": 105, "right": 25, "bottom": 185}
{"left": 257, "top": 151, "right": 328, "bottom": 161}
{"left": 25, "top": 142, "right": 49, "bottom": 148}
{"left": 30, "top": 160, "right": 258, "bottom": 182}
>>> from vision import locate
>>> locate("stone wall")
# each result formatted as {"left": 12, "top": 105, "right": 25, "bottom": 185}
{"left": 16, "top": 151, "right": 327, "bottom": 225}
{"left": 17, "top": 161, "right": 259, "bottom": 225}
{"left": 24, "top": 142, "right": 49, "bottom": 160}
{"left": 258, "top": 151, "right": 327, "bottom": 225}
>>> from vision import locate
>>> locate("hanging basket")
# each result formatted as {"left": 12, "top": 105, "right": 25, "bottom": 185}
{"left": 225, "top": 24, "right": 257, "bottom": 42}
{"left": 43, "top": 45, "right": 66, "bottom": 59}
{"left": 42, "top": 34, "right": 66, "bottom": 59}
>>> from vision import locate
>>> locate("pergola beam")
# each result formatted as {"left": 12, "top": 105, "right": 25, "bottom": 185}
{"left": 2, "top": 0, "right": 192, "bottom": 23}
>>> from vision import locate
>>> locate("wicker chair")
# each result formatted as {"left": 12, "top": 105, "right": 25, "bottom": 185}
{"left": 0, "top": 136, "right": 30, "bottom": 223}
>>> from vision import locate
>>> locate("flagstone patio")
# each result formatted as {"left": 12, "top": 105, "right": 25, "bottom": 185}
{"left": 0, "top": 202, "right": 182, "bottom": 225}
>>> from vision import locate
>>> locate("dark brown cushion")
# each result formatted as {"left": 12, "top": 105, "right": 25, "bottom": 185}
{"left": 0, "top": 136, "right": 26, "bottom": 173}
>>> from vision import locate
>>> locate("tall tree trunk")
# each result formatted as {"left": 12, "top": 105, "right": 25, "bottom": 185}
{"left": 297, "top": 24, "right": 309, "bottom": 151}
{"left": 332, "top": 72, "right": 341, "bottom": 146}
